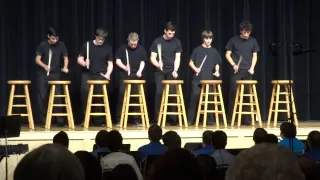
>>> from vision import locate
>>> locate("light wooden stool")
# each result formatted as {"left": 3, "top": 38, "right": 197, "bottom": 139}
{"left": 195, "top": 80, "right": 227, "bottom": 128}
{"left": 120, "top": 80, "right": 149, "bottom": 129}
{"left": 157, "top": 80, "right": 188, "bottom": 128}
{"left": 267, "top": 80, "right": 298, "bottom": 127}
{"left": 84, "top": 80, "right": 112, "bottom": 129}
{"left": 45, "top": 81, "right": 75, "bottom": 130}
{"left": 231, "top": 80, "right": 262, "bottom": 127}
{"left": 7, "top": 80, "right": 34, "bottom": 130}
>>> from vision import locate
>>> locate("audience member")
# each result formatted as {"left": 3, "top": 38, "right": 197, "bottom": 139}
{"left": 74, "top": 151, "right": 102, "bottom": 180}
{"left": 92, "top": 130, "right": 110, "bottom": 158}
{"left": 253, "top": 128, "right": 267, "bottom": 144}
{"left": 303, "top": 130, "right": 320, "bottom": 162}
{"left": 162, "top": 131, "right": 181, "bottom": 150}
{"left": 53, "top": 131, "right": 69, "bottom": 148}
{"left": 279, "top": 122, "right": 304, "bottom": 153}
{"left": 262, "top": 134, "right": 279, "bottom": 144}
{"left": 195, "top": 154, "right": 217, "bottom": 180}
{"left": 211, "top": 130, "right": 235, "bottom": 166}
{"left": 108, "top": 164, "right": 138, "bottom": 180}
{"left": 193, "top": 130, "right": 214, "bottom": 156}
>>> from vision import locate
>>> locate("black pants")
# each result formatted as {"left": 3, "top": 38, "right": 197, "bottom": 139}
{"left": 80, "top": 72, "right": 106, "bottom": 125}
{"left": 187, "top": 76, "right": 219, "bottom": 125}
{"left": 227, "top": 69, "right": 253, "bottom": 121}
{"left": 116, "top": 72, "right": 141, "bottom": 123}
{"left": 36, "top": 72, "right": 63, "bottom": 125}
{"left": 154, "top": 71, "right": 177, "bottom": 123}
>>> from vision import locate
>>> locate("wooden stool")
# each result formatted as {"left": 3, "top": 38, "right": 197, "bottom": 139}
{"left": 120, "top": 80, "right": 149, "bottom": 128}
{"left": 84, "top": 80, "right": 112, "bottom": 129}
{"left": 157, "top": 80, "right": 188, "bottom": 128}
{"left": 267, "top": 80, "right": 298, "bottom": 127}
{"left": 46, "top": 81, "right": 75, "bottom": 130}
{"left": 195, "top": 80, "right": 227, "bottom": 128}
{"left": 231, "top": 80, "right": 262, "bottom": 127}
{"left": 7, "top": 80, "right": 34, "bottom": 130}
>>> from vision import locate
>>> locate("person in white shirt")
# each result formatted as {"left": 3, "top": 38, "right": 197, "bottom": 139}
{"left": 100, "top": 130, "right": 142, "bottom": 180}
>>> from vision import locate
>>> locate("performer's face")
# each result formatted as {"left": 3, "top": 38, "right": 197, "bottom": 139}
{"left": 48, "top": 35, "right": 58, "bottom": 45}
{"left": 203, "top": 37, "right": 212, "bottom": 46}
{"left": 95, "top": 36, "right": 105, "bottom": 45}
{"left": 240, "top": 30, "right": 251, "bottom": 39}
{"left": 164, "top": 29, "right": 175, "bottom": 40}
{"left": 128, "top": 40, "right": 138, "bottom": 49}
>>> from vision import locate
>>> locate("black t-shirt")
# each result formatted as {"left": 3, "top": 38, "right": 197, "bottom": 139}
{"left": 35, "top": 40, "right": 68, "bottom": 75}
{"left": 190, "top": 45, "right": 222, "bottom": 81}
{"left": 79, "top": 41, "right": 113, "bottom": 74}
{"left": 225, "top": 35, "right": 260, "bottom": 69}
{"left": 150, "top": 36, "right": 183, "bottom": 72}
{"left": 115, "top": 44, "right": 147, "bottom": 73}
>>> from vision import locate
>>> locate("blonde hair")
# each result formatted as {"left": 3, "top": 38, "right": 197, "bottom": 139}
{"left": 128, "top": 32, "right": 139, "bottom": 41}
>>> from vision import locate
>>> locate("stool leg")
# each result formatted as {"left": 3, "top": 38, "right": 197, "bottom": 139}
{"left": 120, "top": 85, "right": 128, "bottom": 128}
{"left": 213, "top": 85, "right": 220, "bottom": 127}
{"left": 284, "top": 85, "right": 291, "bottom": 122}
{"left": 267, "top": 84, "right": 276, "bottom": 126}
{"left": 253, "top": 84, "right": 262, "bottom": 127}
{"left": 64, "top": 85, "right": 74, "bottom": 130}
{"left": 46, "top": 85, "right": 55, "bottom": 130}
{"left": 203, "top": 84, "right": 209, "bottom": 128}
{"left": 218, "top": 84, "right": 227, "bottom": 127}
{"left": 237, "top": 84, "right": 245, "bottom": 127}
{"left": 176, "top": 84, "right": 183, "bottom": 127}
{"left": 195, "top": 85, "right": 204, "bottom": 127}
{"left": 231, "top": 85, "right": 240, "bottom": 126}
{"left": 7, "top": 85, "right": 15, "bottom": 116}
{"left": 157, "top": 85, "right": 166, "bottom": 126}
{"left": 274, "top": 84, "right": 280, "bottom": 127}
{"left": 138, "top": 85, "right": 146, "bottom": 128}
{"left": 161, "top": 85, "right": 170, "bottom": 128}
{"left": 289, "top": 85, "right": 298, "bottom": 126}
{"left": 124, "top": 84, "right": 131, "bottom": 129}
{"left": 102, "top": 84, "right": 112, "bottom": 128}
{"left": 249, "top": 85, "right": 255, "bottom": 126}
{"left": 178, "top": 84, "right": 188, "bottom": 128}
{"left": 24, "top": 85, "right": 34, "bottom": 130}
{"left": 84, "top": 85, "right": 94, "bottom": 129}
{"left": 140, "top": 84, "right": 149, "bottom": 128}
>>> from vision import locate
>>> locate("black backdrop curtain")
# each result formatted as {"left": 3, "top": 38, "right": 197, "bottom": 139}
{"left": 0, "top": 0, "right": 319, "bottom": 124}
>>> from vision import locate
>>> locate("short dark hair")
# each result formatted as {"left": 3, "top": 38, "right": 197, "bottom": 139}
{"left": 262, "top": 134, "right": 279, "bottom": 144}
{"left": 202, "top": 130, "right": 214, "bottom": 145}
{"left": 280, "top": 122, "right": 297, "bottom": 138}
{"left": 95, "top": 130, "right": 108, "bottom": 147}
{"left": 162, "top": 131, "right": 181, "bottom": 149}
{"left": 47, "top": 27, "right": 59, "bottom": 37}
{"left": 148, "top": 124, "right": 162, "bottom": 142}
{"left": 211, "top": 130, "right": 227, "bottom": 149}
{"left": 106, "top": 130, "right": 123, "bottom": 152}
{"left": 53, "top": 131, "right": 69, "bottom": 148}
{"left": 253, "top": 128, "right": 268, "bottom": 144}
{"left": 307, "top": 130, "right": 320, "bottom": 149}
{"left": 95, "top": 28, "right": 108, "bottom": 37}
{"left": 240, "top": 21, "right": 253, "bottom": 32}
{"left": 165, "top": 21, "right": 175, "bottom": 31}
{"left": 201, "top": 30, "right": 214, "bottom": 39}
{"left": 74, "top": 151, "right": 102, "bottom": 180}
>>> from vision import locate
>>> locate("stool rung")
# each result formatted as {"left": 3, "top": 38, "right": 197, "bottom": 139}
{"left": 167, "top": 94, "right": 179, "bottom": 97}
{"left": 129, "top": 95, "right": 141, "bottom": 97}
{"left": 12, "top": 104, "right": 27, "bottom": 107}
{"left": 236, "top": 103, "right": 256, "bottom": 105}
{"left": 92, "top": 95, "right": 105, "bottom": 97}
{"left": 202, "top": 93, "right": 219, "bottom": 95}
{"left": 236, "top": 112, "right": 256, "bottom": 115}
{"left": 51, "top": 113, "right": 69, "bottom": 116}
{"left": 163, "top": 103, "right": 182, "bottom": 106}
{"left": 275, "top": 92, "right": 289, "bottom": 95}
{"left": 128, "top": 104, "right": 143, "bottom": 106}
{"left": 241, "top": 94, "right": 254, "bottom": 96}
{"left": 271, "top": 110, "right": 289, "bottom": 112}
{"left": 54, "top": 95, "right": 66, "bottom": 97}
{"left": 11, "top": 114, "right": 28, "bottom": 116}
{"left": 200, "top": 110, "right": 223, "bottom": 113}
{"left": 126, "top": 112, "right": 145, "bottom": 115}
{"left": 53, "top": 104, "right": 67, "bottom": 107}
{"left": 13, "top": 95, "right": 26, "bottom": 98}
{"left": 201, "top": 101, "right": 221, "bottom": 104}
{"left": 162, "top": 112, "right": 182, "bottom": 115}
{"left": 91, "top": 104, "right": 106, "bottom": 107}
{"left": 90, "top": 113, "right": 108, "bottom": 116}
{"left": 272, "top": 101, "right": 289, "bottom": 103}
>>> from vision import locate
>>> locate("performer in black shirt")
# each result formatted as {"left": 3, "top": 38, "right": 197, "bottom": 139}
{"left": 77, "top": 28, "right": 113, "bottom": 126}
{"left": 225, "top": 21, "right": 260, "bottom": 125}
{"left": 115, "top": 32, "right": 147, "bottom": 126}
{"left": 187, "top": 30, "right": 222, "bottom": 125}
{"left": 35, "top": 27, "right": 69, "bottom": 127}
{"left": 150, "top": 22, "right": 182, "bottom": 124}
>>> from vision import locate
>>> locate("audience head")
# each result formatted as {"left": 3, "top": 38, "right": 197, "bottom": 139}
{"left": 253, "top": 128, "right": 267, "bottom": 144}
{"left": 53, "top": 131, "right": 69, "bottom": 148}
{"left": 74, "top": 151, "right": 102, "bottom": 180}
{"left": 226, "top": 143, "right": 305, "bottom": 180}
{"left": 110, "top": 164, "right": 138, "bottom": 180}
{"left": 211, "top": 130, "right": 227, "bottom": 149}
{"left": 148, "top": 124, "right": 163, "bottom": 142}
{"left": 162, "top": 131, "right": 181, "bottom": 150}
{"left": 202, "top": 130, "right": 214, "bottom": 146}
{"left": 262, "top": 134, "right": 279, "bottom": 144}
{"left": 106, "top": 130, "right": 123, "bottom": 152}
{"left": 307, "top": 130, "right": 320, "bottom": 149}
{"left": 95, "top": 130, "right": 109, "bottom": 148}
{"left": 196, "top": 155, "right": 217, "bottom": 180}
{"left": 280, "top": 122, "right": 297, "bottom": 139}
{"left": 14, "top": 144, "right": 84, "bottom": 180}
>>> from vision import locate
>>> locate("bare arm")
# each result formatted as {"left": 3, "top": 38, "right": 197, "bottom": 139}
{"left": 106, "top": 61, "right": 113, "bottom": 75}
{"left": 189, "top": 60, "right": 198, "bottom": 72}
{"left": 77, "top": 56, "right": 86, "bottom": 67}
{"left": 116, "top": 59, "right": 127, "bottom": 70}
{"left": 35, "top": 55, "right": 48, "bottom": 69}
{"left": 63, "top": 56, "right": 69, "bottom": 68}
{"left": 138, "top": 61, "right": 145, "bottom": 72}
{"left": 250, "top": 52, "right": 258, "bottom": 70}
{"left": 225, "top": 50, "right": 236, "bottom": 66}
{"left": 174, "top": 53, "right": 181, "bottom": 72}
{"left": 150, "top": 52, "right": 160, "bottom": 68}
{"left": 215, "top": 64, "right": 220, "bottom": 72}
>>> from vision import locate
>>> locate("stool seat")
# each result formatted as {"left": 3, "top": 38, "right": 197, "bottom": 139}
{"left": 8, "top": 80, "right": 31, "bottom": 85}
{"left": 123, "top": 80, "right": 146, "bottom": 84}
{"left": 200, "top": 80, "right": 222, "bottom": 84}
{"left": 48, "top": 81, "right": 71, "bottom": 85}
{"left": 162, "top": 80, "right": 184, "bottom": 84}
{"left": 87, "top": 80, "right": 109, "bottom": 84}
{"left": 236, "top": 80, "right": 258, "bottom": 84}
{"left": 271, "top": 80, "right": 293, "bottom": 84}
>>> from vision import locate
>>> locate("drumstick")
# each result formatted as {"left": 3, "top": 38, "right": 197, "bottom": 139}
{"left": 86, "top": 41, "right": 89, "bottom": 69}
{"left": 157, "top": 44, "right": 163, "bottom": 70}
{"left": 234, "top": 54, "right": 242, "bottom": 73}
{"left": 126, "top": 49, "right": 130, "bottom": 75}
{"left": 47, "top": 49, "right": 52, "bottom": 76}
{"left": 196, "top": 55, "right": 207, "bottom": 76}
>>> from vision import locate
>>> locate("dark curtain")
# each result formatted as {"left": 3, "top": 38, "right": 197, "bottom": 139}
{"left": 0, "top": 0, "right": 319, "bottom": 124}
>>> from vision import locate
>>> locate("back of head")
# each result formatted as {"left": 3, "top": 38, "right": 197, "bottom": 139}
{"left": 14, "top": 144, "right": 85, "bottom": 180}
{"left": 53, "top": 131, "right": 69, "bottom": 148}
{"left": 162, "top": 131, "right": 181, "bottom": 150}
{"left": 202, "top": 130, "right": 214, "bottom": 145}
{"left": 307, "top": 130, "right": 320, "bottom": 149}
{"left": 280, "top": 122, "right": 297, "bottom": 138}
{"left": 212, "top": 130, "right": 227, "bottom": 149}
{"left": 74, "top": 151, "right": 102, "bottom": 180}
{"left": 110, "top": 164, "right": 138, "bottom": 180}
{"left": 226, "top": 143, "right": 305, "bottom": 180}
{"left": 253, "top": 128, "right": 268, "bottom": 144}
{"left": 196, "top": 155, "right": 217, "bottom": 180}
{"left": 262, "top": 134, "right": 279, "bottom": 144}
{"left": 106, "top": 130, "right": 123, "bottom": 152}
{"left": 95, "top": 130, "right": 109, "bottom": 147}
{"left": 148, "top": 124, "right": 163, "bottom": 142}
